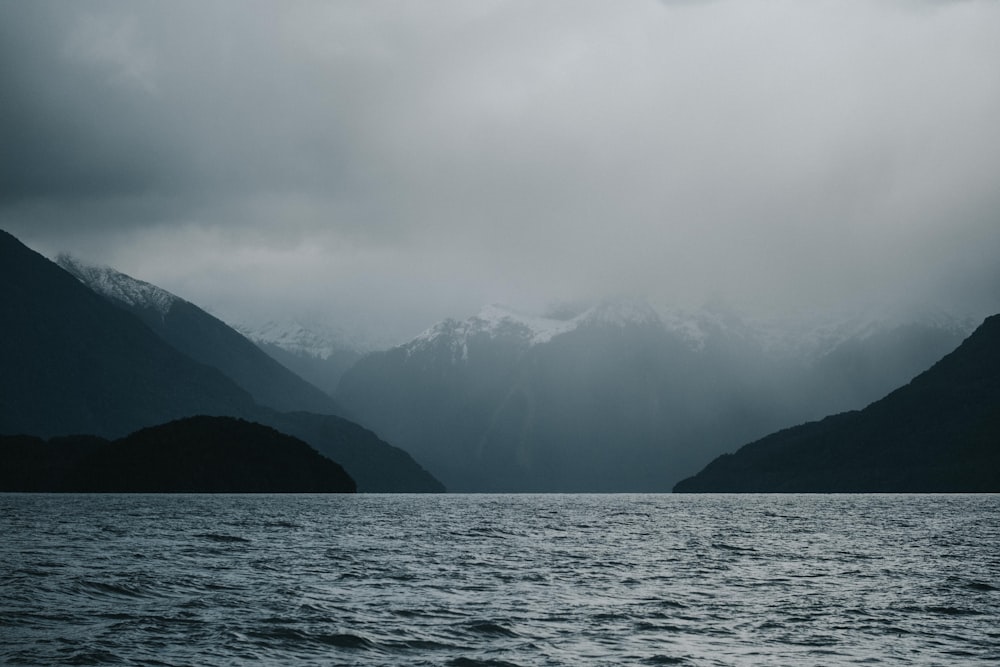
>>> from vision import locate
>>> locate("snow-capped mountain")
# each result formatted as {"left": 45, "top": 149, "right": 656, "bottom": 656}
{"left": 337, "top": 297, "right": 975, "bottom": 492}
{"left": 234, "top": 318, "right": 367, "bottom": 360}
{"left": 406, "top": 300, "right": 710, "bottom": 362}
{"left": 56, "top": 254, "right": 179, "bottom": 316}
{"left": 56, "top": 255, "right": 340, "bottom": 415}
{"left": 405, "top": 301, "right": 662, "bottom": 362}
{"left": 410, "top": 304, "right": 577, "bottom": 350}
{"left": 403, "top": 299, "right": 974, "bottom": 364}
{"left": 230, "top": 317, "right": 377, "bottom": 397}
{"left": 1, "top": 232, "right": 258, "bottom": 439}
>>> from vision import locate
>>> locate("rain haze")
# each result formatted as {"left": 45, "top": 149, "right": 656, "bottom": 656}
{"left": 2, "top": 0, "right": 999, "bottom": 343}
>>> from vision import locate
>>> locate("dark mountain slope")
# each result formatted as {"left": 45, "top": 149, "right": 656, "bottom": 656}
{"left": 674, "top": 314, "right": 1000, "bottom": 492}
{"left": 0, "top": 416, "right": 356, "bottom": 492}
{"left": 0, "top": 230, "right": 445, "bottom": 491}
{"left": 0, "top": 230, "right": 257, "bottom": 438}
{"left": 57, "top": 256, "right": 339, "bottom": 415}
{"left": 264, "top": 411, "right": 445, "bottom": 492}
{"left": 252, "top": 340, "right": 360, "bottom": 399}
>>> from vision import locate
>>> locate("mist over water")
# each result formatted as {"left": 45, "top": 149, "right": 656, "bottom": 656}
{"left": 3, "top": 493, "right": 998, "bottom": 666}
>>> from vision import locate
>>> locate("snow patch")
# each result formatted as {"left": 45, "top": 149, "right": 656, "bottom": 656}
{"left": 56, "top": 254, "right": 178, "bottom": 316}
{"left": 405, "top": 300, "right": 670, "bottom": 362}
{"left": 400, "top": 297, "right": 977, "bottom": 365}
{"left": 233, "top": 317, "right": 381, "bottom": 359}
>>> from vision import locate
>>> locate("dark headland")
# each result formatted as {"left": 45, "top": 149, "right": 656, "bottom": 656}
{"left": 674, "top": 314, "right": 1000, "bottom": 492}
{"left": 0, "top": 416, "right": 356, "bottom": 493}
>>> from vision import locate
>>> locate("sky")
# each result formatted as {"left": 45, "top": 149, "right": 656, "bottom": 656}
{"left": 2, "top": 0, "right": 999, "bottom": 344}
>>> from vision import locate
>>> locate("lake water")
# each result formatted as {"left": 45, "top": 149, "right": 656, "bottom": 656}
{"left": 2, "top": 493, "right": 998, "bottom": 666}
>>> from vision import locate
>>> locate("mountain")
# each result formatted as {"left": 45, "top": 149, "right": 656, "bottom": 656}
{"left": 0, "top": 416, "right": 356, "bottom": 492}
{"left": 56, "top": 256, "right": 339, "bottom": 415}
{"left": 264, "top": 410, "right": 445, "bottom": 493}
{"left": 674, "top": 314, "right": 1000, "bottom": 492}
{"left": 0, "top": 229, "right": 258, "bottom": 439}
{"left": 0, "top": 230, "right": 443, "bottom": 492}
{"left": 234, "top": 318, "right": 368, "bottom": 397}
{"left": 336, "top": 301, "right": 970, "bottom": 491}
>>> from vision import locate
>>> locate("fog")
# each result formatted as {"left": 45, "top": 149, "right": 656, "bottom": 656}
{"left": 2, "top": 0, "right": 998, "bottom": 343}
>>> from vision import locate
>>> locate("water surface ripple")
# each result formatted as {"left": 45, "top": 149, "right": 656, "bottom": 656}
{"left": 2, "top": 493, "right": 998, "bottom": 666}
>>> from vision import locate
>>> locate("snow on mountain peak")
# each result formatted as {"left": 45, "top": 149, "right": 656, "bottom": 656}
{"left": 400, "top": 296, "right": 978, "bottom": 366}
{"left": 407, "top": 305, "right": 558, "bottom": 362}
{"left": 235, "top": 320, "right": 328, "bottom": 359}
{"left": 406, "top": 299, "right": 672, "bottom": 362}
{"left": 56, "top": 254, "right": 179, "bottom": 316}
{"left": 232, "top": 316, "right": 383, "bottom": 359}
{"left": 475, "top": 303, "right": 583, "bottom": 345}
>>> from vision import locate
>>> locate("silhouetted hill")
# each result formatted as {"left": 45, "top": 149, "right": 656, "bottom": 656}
{"left": 0, "top": 230, "right": 257, "bottom": 438}
{"left": 0, "top": 434, "right": 107, "bottom": 491}
{"left": 0, "top": 416, "right": 356, "bottom": 492}
{"left": 57, "top": 256, "right": 340, "bottom": 415}
{"left": 674, "top": 315, "right": 1000, "bottom": 492}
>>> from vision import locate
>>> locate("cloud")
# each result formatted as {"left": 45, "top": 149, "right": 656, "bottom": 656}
{"left": 2, "top": 0, "right": 998, "bottom": 340}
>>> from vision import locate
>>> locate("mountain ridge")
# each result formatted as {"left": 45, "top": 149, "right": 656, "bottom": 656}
{"left": 0, "top": 230, "right": 444, "bottom": 492}
{"left": 673, "top": 314, "right": 1000, "bottom": 492}
{"left": 337, "top": 299, "right": 972, "bottom": 491}
{"left": 56, "top": 255, "right": 341, "bottom": 415}
{"left": 0, "top": 229, "right": 258, "bottom": 439}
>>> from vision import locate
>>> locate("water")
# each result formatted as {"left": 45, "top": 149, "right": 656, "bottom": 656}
{"left": 2, "top": 494, "right": 998, "bottom": 666}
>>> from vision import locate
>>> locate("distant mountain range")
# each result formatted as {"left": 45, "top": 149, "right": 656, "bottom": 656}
{"left": 336, "top": 301, "right": 972, "bottom": 491}
{"left": 5, "top": 227, "right": 990, "bottom": 493}
{"left": 0, "top": 230, "right": 442, "bottom": 492}
{"left": 674, "top": 314, "right": 1000, "bottom": 492}
{"left": 232, "top": 318, "right": 364, "bottom": 398}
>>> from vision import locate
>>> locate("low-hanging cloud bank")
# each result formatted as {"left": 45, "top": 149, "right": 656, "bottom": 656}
{"left": 2, "top": 0, "right": 998, "bottom": 341}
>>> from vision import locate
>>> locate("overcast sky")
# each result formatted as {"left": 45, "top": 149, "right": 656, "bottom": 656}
{"left": 2, "top": 0, "right": 998, "bottom": 342}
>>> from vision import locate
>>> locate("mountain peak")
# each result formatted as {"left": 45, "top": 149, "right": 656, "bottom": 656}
{"left": 400, "top": 299, "right": 676, "bottom": 367}
{"left": 233, "top": 314, "right": 390, "bottom": 360}
{"left": 471, "top": 303, "right": 581, "bottom": 345}
{"left": 56, "top": 255, "right": 179, "bottom": 316}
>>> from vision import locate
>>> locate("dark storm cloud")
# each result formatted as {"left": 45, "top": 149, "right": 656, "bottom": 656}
{"left": 0, "top": 5, "right": 162, "bottom": 203}
{"left": 1, "top": 0, "right": 998, "bottom": 339}
{"left": 0, "top": 2, "right": 358, "bottom": 206}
